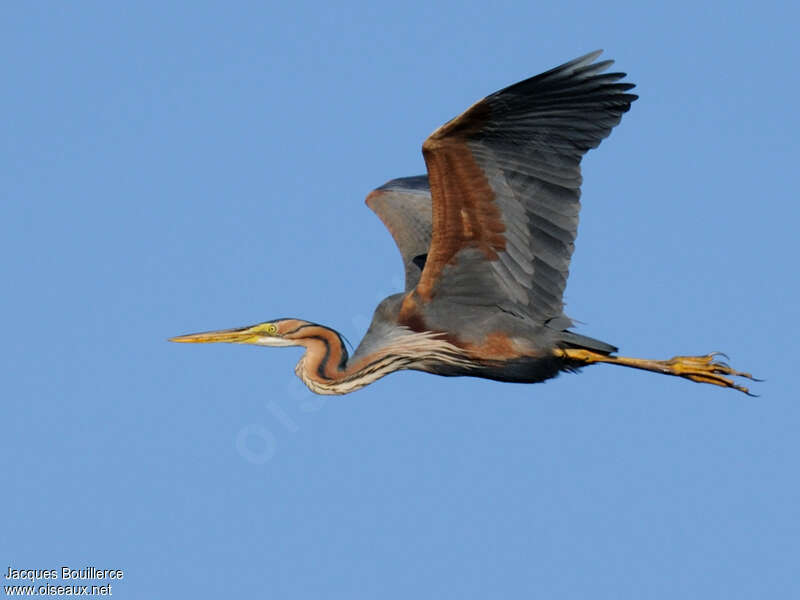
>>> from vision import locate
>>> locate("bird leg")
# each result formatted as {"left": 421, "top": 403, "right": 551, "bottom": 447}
{"left": 555, "top": 348, "right": 759, "bottom": 395}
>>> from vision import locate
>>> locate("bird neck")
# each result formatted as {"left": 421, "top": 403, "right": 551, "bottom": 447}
{"left": 290, "top": 322, "right": 472, "bottom": 396}
{"left": 292, "top": 325, "right": 385, "bottom": 395}
{"left": 291, "top": 322, "right": 405, "bottom": 395}
{"left": 288, "top": 323, "right": 349, "bottom": 386}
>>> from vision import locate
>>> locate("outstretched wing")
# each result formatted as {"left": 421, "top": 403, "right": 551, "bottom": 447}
{"left": 366, "top": 175, "right": 432, "bottom": 291}
{"left": 414, "top": 50, "right": 637, "bottom": 322}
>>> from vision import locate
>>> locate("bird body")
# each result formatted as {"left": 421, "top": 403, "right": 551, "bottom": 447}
{"left": 172, "top": 51, "right": 757, "bottom": 395}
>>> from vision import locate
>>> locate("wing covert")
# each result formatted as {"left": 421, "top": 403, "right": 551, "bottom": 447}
{"left": 365, "top": 176, "right": 433, "bottom": 291}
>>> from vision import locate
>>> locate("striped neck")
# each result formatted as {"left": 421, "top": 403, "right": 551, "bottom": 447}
{"left": 289, "top": 323, "right": 471, "bottom": 395}
{"left": 283, "top": 322, "right": 347, "bottom": 382}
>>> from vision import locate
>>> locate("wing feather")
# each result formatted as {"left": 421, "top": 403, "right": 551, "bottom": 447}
{"left": 412, "top": 51, "right": 637, "bottom": 322}
{"left": 365, "top": 176, "right": 432, "bottom": 291}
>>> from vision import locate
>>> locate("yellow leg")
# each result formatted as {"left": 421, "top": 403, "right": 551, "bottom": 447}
{"left": 555, "top": 348, "right": 760, "bottom": 396}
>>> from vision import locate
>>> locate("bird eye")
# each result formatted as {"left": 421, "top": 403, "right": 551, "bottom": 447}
{"left": 265, "top": 323, "right": 278, "bottom": 335}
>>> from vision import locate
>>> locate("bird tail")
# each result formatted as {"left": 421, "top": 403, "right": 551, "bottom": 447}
{"left": 559, "top": 330, "right": 618, "bottom": 355}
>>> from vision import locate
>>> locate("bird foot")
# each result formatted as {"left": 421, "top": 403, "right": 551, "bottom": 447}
{"left": 653, "top": 352, "right": 760, "bottom": 396}
{"left": 556, "top": 349, "right": 760, "bottom": 395}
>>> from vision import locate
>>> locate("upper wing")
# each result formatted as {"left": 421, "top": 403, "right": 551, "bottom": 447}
{"left": 365, "top": 175, "right": 432, "bottom": 291}
{"left": 414, "top": 50, "right": 637, "bottom": 322}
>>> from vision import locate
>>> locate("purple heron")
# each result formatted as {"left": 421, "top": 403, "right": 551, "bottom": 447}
{"left": 171, "top": 51, "right": 757, "bottom": 395}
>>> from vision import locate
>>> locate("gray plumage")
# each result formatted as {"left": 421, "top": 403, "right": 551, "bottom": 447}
{"left": 362, "top": 51, "right": 634, "bottom": 370}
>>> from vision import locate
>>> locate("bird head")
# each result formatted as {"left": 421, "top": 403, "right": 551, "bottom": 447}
{"left": 169, "top": 319, "right": 309, "bottom": 348}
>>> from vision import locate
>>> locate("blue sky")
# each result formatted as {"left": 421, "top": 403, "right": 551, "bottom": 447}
{"left": 3, "top": 2, "right": 798, "bottom": 598}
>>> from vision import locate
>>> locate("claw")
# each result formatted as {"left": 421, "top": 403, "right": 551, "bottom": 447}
{"left": 670, "top": 353, "right": 760, "bottom": 394}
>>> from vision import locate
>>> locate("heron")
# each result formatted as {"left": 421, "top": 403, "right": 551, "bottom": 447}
{"left": 171, "top": 51, "right": 758, "bottom": 396}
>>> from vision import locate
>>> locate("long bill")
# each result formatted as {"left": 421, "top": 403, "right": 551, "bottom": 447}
{"left": 169, "top": 325, "right": 265, "bottom": 345}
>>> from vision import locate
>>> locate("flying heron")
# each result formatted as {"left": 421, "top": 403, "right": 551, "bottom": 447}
{"left": 171, "top": 51, "right": 757, "bottom": 396}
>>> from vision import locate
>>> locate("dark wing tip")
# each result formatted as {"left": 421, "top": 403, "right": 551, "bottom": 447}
{"left": 562, "top": 49, "right": 605, "bottom": 69}
{"left": 536, "top": 50, "right": 608, "bottom": 79}
{"left": 485, "top": 51, "right": 637, "bottom": 110}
